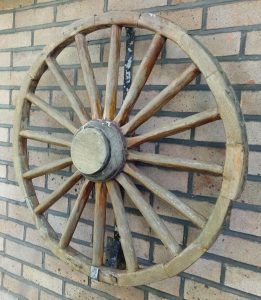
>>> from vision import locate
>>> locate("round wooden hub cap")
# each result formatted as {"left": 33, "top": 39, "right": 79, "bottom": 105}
{"left": 71, "top": 127, "right": 110, "bottom": 175}
{"left": 71, "top": 120, "right": 127, "bottom": 181}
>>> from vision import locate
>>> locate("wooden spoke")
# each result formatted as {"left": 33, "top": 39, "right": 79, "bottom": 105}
{"left": 92, "top": 183, "right": 107, "bottom": 266}
{"left": 34, "top": 171, "right": 82, "bottom": 214}
{"left": 26, "top": 93, "right": 77, "bottom": 134}
{"left": 128, "top": 150, "right": 223, "bottom": 176}
{"left": 122, "top": 64, "right": 200, "bottom": 135}
{"left": 116, "top": 173, "right": 181, "bottom": 256}
{"left": 20, "top": 130, "right": 71, "bottom": 148}
{"left": 124, "top": 164, "right": 207, "bottom": 229}
{"left": 23, "top": 157, "right": 72, "bottom": 180}
{"left": 46, "top": 56, "right": 90, "bottom": 124}
{"left": 59, "top": 180, "right": 94, "bottom": 248}
{"left": 106, "top": 180, "right": 138, "bottom": 272}
{"left": 114, "top": 34, "right": 166, "bottom": 125}
{"left": 127, "top": 109, "right": 220, "bottom": 148}
{"left": 75, "top": 33, "right": 102, "bottom": 119}
{"left": 103, "top": 25, "right": 122, "bottom": 120}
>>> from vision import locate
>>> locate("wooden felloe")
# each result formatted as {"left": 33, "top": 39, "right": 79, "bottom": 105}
{"left": 13, "top": 11, "right": 248, "bottom": 286}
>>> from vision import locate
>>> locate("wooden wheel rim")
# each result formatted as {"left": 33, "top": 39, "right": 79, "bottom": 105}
{"left": 13, "top": 11, "right": 248, "bottom": 286}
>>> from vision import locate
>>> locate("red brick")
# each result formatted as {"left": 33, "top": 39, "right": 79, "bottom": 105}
{"left": 246, "top": 30, "right": 261, "bottom": 55}
{"left": 0, "top": 13, "right": 13, "bottom": 30}
{"left": 0, "top": 236, "right": 3, "bottom": 251}
{"left": 3, "top": 275, "right": 39, "bottom": 300}
{"left": 25, "top": 228, "right": 47, "bottom": 249}
{"left": 0, "top": 90, "right": 10, "bottom": 104}
{"left": 16, "top": 7, "right": 53, "bottom": 27}
{"left": 59, "top": 44, "right": 100, "bottom": 65}
{"left": 134, "top": 63, "right": 192, "bottom": 85}
{"left": 195, "top": 120, "right": 225, "bottom": 142}
{"left": 23, "top": 265, "right": 63, "bottom": 294}
{"left": 37, "top": 190, "right": 68, "bottom": 213}
{"left": 170, "top": 0, "right": 199, "bottom": 3}
{"left": 154, "top": 195, "right": 214, "bottom": 222}
{"left": 166, "top": 40, "right": 188, "bottom": 59}
{"left": 0, "top": 0, "right": 33, "bottom": 10}
{"left": 8, "top": 203, "right": 33, "bottom": 224}
{"left": 208, "top": 235, "right": 261, "bottom": 267}
{"left": 127, "top": 212, "right": 151, "bottom": 236}
{"left": 230, "top": 208, "right": 261, "bottom": 237}
{"left": 185, "top": 258, "right": 221, "bottom": 282}
{"left": 40, "top": 290, "right": 62, "bottom": 300}
{"left": 207, "top": 1, "right": 261, "bottom": 29}
{"left": 134, "top": 39, "right": 160, "bottom": 61}
{"left": 34, "top": 27, "right": 63, "bottom": 46}
{"left": 149, "top": 294, "right": 169, "bottom": 300}
{"left": 159, "top": 8, "right": 202, "bottom": 30}
{"left": 193, "top": 173, "right": 223, "bottom": 197}
{"left": 65, "top": 283, "right": 108, "bottom": 300}
{"left": 241, "top": 91, "right": 261, "bottom": 115}
{"left": 225, "top": 266, "right": 261, "bottom": 296}
{"left": 136, "top": 116, "right": 190, "bottom": 140}
{"left": 13, "top": 50, "right": 41, "bottom": 67}
{"left": 70, "top": 241, "right": 93, "bottom": 258}
{"left": 0, "top": 31, "right": 31, "bottom": 49}
{"left": 103, "top": 41, "right": 125, "bottom": 62}
{"left": 221, "top": 61, "right": 261, "bottom": 84}
{"left": 237, "top": 181, "right": 261, "bottom": 205}
{"left": 133, "top": 237, "right": 150, "bottom": 260}
{"left": 246, "top": 121, "right": 261, "bottom": 145}
{"left": 149, "top": 276, "right": 180, "bottom": 296}
{"left": 0, "top": 52, "right": 11, "bottom": 67}
{"left": 195, "top": 32, "right": 241, "bottom": 56}
{"left": 48, "top": 214, "right": 92, "bottom": 243}
{"left": 0, "top": 219, "right": 24, "bottom": 239}
{"left": 57, "top": 0, "right": 104, "bottom": 22}
{"left": 0, "top": 290, "right": 19, "bottom": 300}
{"left": 0, "top": 146, "right": 13, "bottom": 162}
{"left": 0, "top": 255, "right": 22, "bottom": 275}
{"left": 184, "top": 279, "right": 246, "bottom": 300}
{"left": 160, "top": 143, "right": 225, "bottom": 165}
{"left": 0, "top": 182, "right": 24, "bottom": 202}
{"left": 78, "top": 66, "right": 124, "bottom": 86}
{"left": 139, "top": 165, "right": 188, "bottom": 192}
{"left": 38, "top": 68, "right": 74, "bottom": 86}
{"left": 6, "top": 240, "right": 42, "bottom": 267}
{"left": 0, "top": 127, "right": 9, "bottom": 142}
{"left": 248, "top": 151, "right": 261, "bottom": 176}
{"left": 0, "top": 109, "right": 13, "bottom": 125}
{"left": 45, "top": 254, "right": 88, "bottom": 285}
{"left": 153, "top": 243, "right": 172, "bottom": 264}
{"left": 0, "top": 200, "right": 7, "bottom": 215}
{"left": 91, "top": 280, "right": 144, "bottom": 300}
{"left": 29, "top": 109, "right": 71, "bottom": 129}
{"left": 0, "top": 71, "right": 27, "bottom": 86}
{"left": 109, "top": 0, "right": 166, "bottom": 10}
{"left": 0, "top": 164, "right": 6, "bottom": 178}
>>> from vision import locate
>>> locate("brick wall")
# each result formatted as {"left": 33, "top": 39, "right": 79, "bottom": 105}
{"left": 0, "top": 0, "right": 260, "bottom": 299}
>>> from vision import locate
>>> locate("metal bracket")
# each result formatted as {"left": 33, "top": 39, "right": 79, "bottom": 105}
{"left": 90, "top": 266, "right": 99, "bottom": 281}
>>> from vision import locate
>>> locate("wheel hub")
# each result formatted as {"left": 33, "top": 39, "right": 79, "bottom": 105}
{"left": 71, "top": 120, "right": 127, "bottom": 181}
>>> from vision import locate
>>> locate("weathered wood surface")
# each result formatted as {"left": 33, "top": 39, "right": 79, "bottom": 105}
{"left": 115, "top": 34, "right": 166, "bottom": 125}
{"left": 92, "top": 183, "right": 107, "bottom": 266}
{"left": 60, "top": 180, "right": 94, "bottom": 248}
{"left": 34, "top": 171, "right": 82, "bottom": 214}
{"left": 106, "top": 180, "right": 138, "bottom": 272}
{"left": 127, "top": 150, "right": 223, "bottom": 175}
{"left": 103, "top": 25, "right": 122, "bottom": 120}
{"left": 75, "top": 33, "right": 102, "bottom": 119}
{"left": 13, "top": 11, "right": 248, "bottom": 287}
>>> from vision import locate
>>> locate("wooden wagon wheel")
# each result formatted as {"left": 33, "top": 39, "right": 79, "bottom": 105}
{"left": 13, "top": 11, "right": 248, "bottom": 286}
